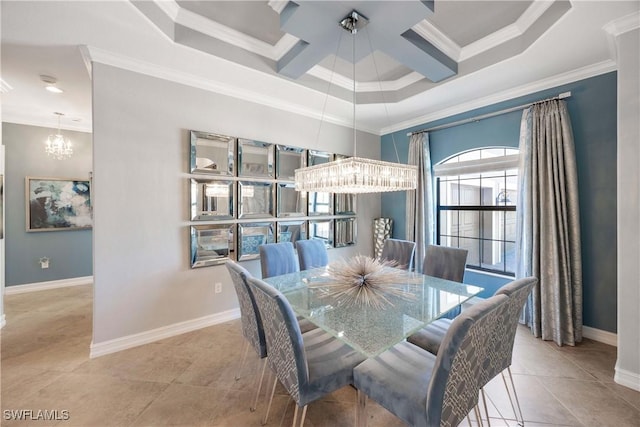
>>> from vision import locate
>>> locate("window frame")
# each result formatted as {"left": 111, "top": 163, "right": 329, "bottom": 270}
{"left": 434, "top": 149, "right": 518, "bottom": 277}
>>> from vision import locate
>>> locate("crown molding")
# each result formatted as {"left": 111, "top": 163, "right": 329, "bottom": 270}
{"left": 306, "top": 65, "right": 423, "bottom": 93}
{"left": 602, "top": 11, "right": 639, "bottom": 62}
{"left": 175, "top": 3, "right": 283, "bottom": 60}
{"left": 2, "top": 112, "right": 92, "bottom": 133}
{"left": 459, "top": 1, "right": 555, "bottom": 62}
{"left": 268, "top": 0, "right": 288, "bottom": 15}
{"left": 460, "top": 22, "right": 522, "bottom": 62}
{"left": 154, "top": 0, "right": 180, "bottom": 21}
{"left": 81, "top": 45, "right": 379, "bottom": 133}
{"left": 381, "top": 59, "right": 617, "bottom": 135}
{"left": 516, "top": 0, "right": 556, "bottom": 33}
{"left": 412, "top": 20, "right": 461, "bottom": 61}
{"left": 603, "top": 10, "right": 640, "bottom": 37}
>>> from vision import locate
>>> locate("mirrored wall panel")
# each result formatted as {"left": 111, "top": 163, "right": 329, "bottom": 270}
{"left": 335, "top": 217, "right": 357, "bottom": 247}
{"left": 308, "top": 191, "right": 333, "bottom": 216}
{"left": 238, "top": 222, "right": 274, "bottom": 261}
{"left": 276, "top": 145, "right": 306, "bottom": 180}
{"left": 277, "top": 220, "right": 307, "bottom": 244}
{"left": 308, "top": 150, "right": 333, "bottom": 167}
{"left": 190, "top": 131, "right": 235, "bottom": 175}
{"left": 190, "top": 179, "right": 234, "bottom": 220}
{"left": 277, "top": 183, "right": 306, "bottom": 217}
{"left": 335, "top": 193, "right": 356, "bottom": 215}
{"left": 308, "top": 219, "right": 334, "bottom": 248}
{"left": 190, "top": 224, "right": 235, "bottom": 268}
{"left": 239, "top": 181, "right": 274, "bottom": 218}
{"left": 238, "top": 139, "right": 274, "bottom": 178}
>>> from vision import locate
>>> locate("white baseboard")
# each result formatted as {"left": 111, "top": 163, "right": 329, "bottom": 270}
{"left": 4, "top": 276, "right": 93, "bottom": 295}
{"left": 89, "top": 308, "right": 241, "bottom": 358}
{"left": 615, "top": 366, "right": 640, "bottom": 392}
{"left": 583, "top": 326, "right": 618, "bottom": 347}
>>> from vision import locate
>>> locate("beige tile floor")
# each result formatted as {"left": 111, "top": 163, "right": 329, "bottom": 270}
{"left": 1, "top": 285, "right": 638, "bottom": 427}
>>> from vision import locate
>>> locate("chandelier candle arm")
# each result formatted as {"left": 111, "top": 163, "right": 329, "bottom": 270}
{"left": 45, "top": 112, "right": 73, "bottom": 160}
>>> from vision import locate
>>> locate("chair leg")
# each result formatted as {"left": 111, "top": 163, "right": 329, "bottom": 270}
{"left": 262, "top": 376, "right": 278, "bottom": 425}
{"left": 251, "top": 358, "right": 268, "bottom": 412}
{"left": 480, "top": 388, "right": 491, "bottom": 427}
{"left": 292, "top": 404, "right": 308, "bottom": 427}
{"left": 356, "top": 390, "right": 367, "bottom": 427}
{"left": 502, "top": 367, "right": 525, "bottom": 426}
{"left": 235, "top": 340, "right": 250, "bottom": 381}
{"left": 474, "top": 405, "right": 484, "bottom": 427}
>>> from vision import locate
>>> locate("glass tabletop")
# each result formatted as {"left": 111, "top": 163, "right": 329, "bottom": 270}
{"left": 264, "top": 267, "right": 483, "bottom": 358}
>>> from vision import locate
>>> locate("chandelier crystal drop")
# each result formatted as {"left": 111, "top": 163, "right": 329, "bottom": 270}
{"left": 45, "top": 112, "right": 73, "bottom": 160}
{"left": 295, "top": 157, "right": 417, "bottom": 193}
{"left": 294, "top": 10, "right": 417, "bottom": 194}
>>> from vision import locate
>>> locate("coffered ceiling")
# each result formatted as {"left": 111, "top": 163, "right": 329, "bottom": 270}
{"left": 1, "top": 1, "right": 638, "bottom": 134}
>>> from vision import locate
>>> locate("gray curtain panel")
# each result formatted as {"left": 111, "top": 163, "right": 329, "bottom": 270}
{"left": 516, "top": 99, "right": 583, "bottom": 346}
{"left": 405, "top": 132, "right": 434, "bottom": 273}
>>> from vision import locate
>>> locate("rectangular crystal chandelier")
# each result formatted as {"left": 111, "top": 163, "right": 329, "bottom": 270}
{"left": 295, "top": 157, "right": 417, "bottom": 194}
{"left": 293, "top": 11, "right": 417, "bottom": 194}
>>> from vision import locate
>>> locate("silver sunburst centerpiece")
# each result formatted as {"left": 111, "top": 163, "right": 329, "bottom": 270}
{"left": 312, "top": 255, "right": 419, "bottom": 309}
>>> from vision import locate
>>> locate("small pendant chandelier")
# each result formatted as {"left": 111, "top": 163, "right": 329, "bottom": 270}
{"left": 45, "top": 112, "right": 73, "bottom": 160}
{"left": 294, "top": 11, "right": 417, "bottom": 194}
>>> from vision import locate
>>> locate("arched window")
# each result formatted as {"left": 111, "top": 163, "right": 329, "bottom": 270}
{"left": 434, "top": 148, "right": 518, "bottom": 276}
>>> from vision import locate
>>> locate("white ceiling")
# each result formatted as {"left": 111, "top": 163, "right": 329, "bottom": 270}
{"left": 1, "top": 1, "right": 638, "bottom": 135}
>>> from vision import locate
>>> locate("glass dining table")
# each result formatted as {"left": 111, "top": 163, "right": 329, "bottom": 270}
{"left": 264, "top": 266, "right": 483, "bottom": 358}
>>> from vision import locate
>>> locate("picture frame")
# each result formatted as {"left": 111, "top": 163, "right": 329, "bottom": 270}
{"left": 335, "top": 217, "right": 357, "bottom": 247}
{"left": 190, "top": 131, "right": 235, "bottom": 176}
{"left": 238, "top": 139, "right": 274, "bottom": 178}
{"left": 190, "top": 224, "right": 236, "bottom": 268}
{"left": 190, "top": 178, "right": 235, "bottom": 220}
{"left": 237, "top": 222, "right": 274, "bottom": 261}
{"left": 25, "top": 177, "right": 92, "bottom": 232}
{"left": 277, "top": 220, "right": 307, "bottom": 244}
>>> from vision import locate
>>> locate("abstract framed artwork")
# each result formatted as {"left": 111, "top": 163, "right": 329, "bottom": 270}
{"left": 25, "top": 177, "right": 92, "bottom": 232}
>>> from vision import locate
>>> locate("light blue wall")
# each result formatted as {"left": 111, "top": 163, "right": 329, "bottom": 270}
{"left": 382, "top": 72, "right": 618, "bottom": 332}
{"left": 3, "top": 123, "right": 93, "bottom": 286}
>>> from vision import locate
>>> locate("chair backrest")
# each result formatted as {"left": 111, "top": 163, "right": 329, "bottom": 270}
{"left": 259, "top": 242, "right": 299, "bottom": 278}
{"left": 489, "top": 276, "right": 538, "bottom": 375}
{"left": 225, "top": 261, "right": 266, "bottom": 358}
{"left": 426, "top": 293, "right": 509, "bottom": 427}
{"left": 246, "top": 276, "right": 308, "bottom": 404}
{"left": 423, "top": 245, "right": 468, "bottom": 282}
{"left": 380, "top": 238, "right": 416, "bottom": 271}
{"left": 295, "top": 239, "right": 329, "bottom": 270}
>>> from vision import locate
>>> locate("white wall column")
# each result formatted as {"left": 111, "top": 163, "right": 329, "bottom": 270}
{"left": 608, "top": 12, "right": 640, "bottom": 391}
{"left": 1, "top": 144, "right": 5, "bottom": 328}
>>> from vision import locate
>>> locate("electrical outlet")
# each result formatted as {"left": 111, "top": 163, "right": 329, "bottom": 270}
{"left": 215, "top": 282, "right": 222, "bottom": 294}
{"left": 39, "top": 257, "right": 50, "bottom": 269}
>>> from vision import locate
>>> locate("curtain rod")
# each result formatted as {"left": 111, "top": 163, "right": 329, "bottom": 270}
{"left": 407, "top": 91, "right": 572, "bottom": 136}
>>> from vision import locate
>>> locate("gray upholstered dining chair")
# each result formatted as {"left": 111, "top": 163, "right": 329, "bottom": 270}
{"left": 259, "top": 242, "right": 299, "bottom": 278}
{"left": 246, "top": 276, "right": 366, "bottom": 427}
{"left": 258, "top": 242, "right": 317, "bottom": 334}
{"left": 225, "top": 261, "right": 267, "bottom": 412}
{"left": 295, "top": 239, "right": 329, "bottom": 270}
{"left": 407, "top": 277, "right": 538, "bottom": 426}
{"left": 423, "top": 244, "right": 468, "bottom": 282}
{"left": 353, "top": 293, "right": 510, "bottom": 427}
{"left": 379, "top": 238, "right": 416, "bottom": 271}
